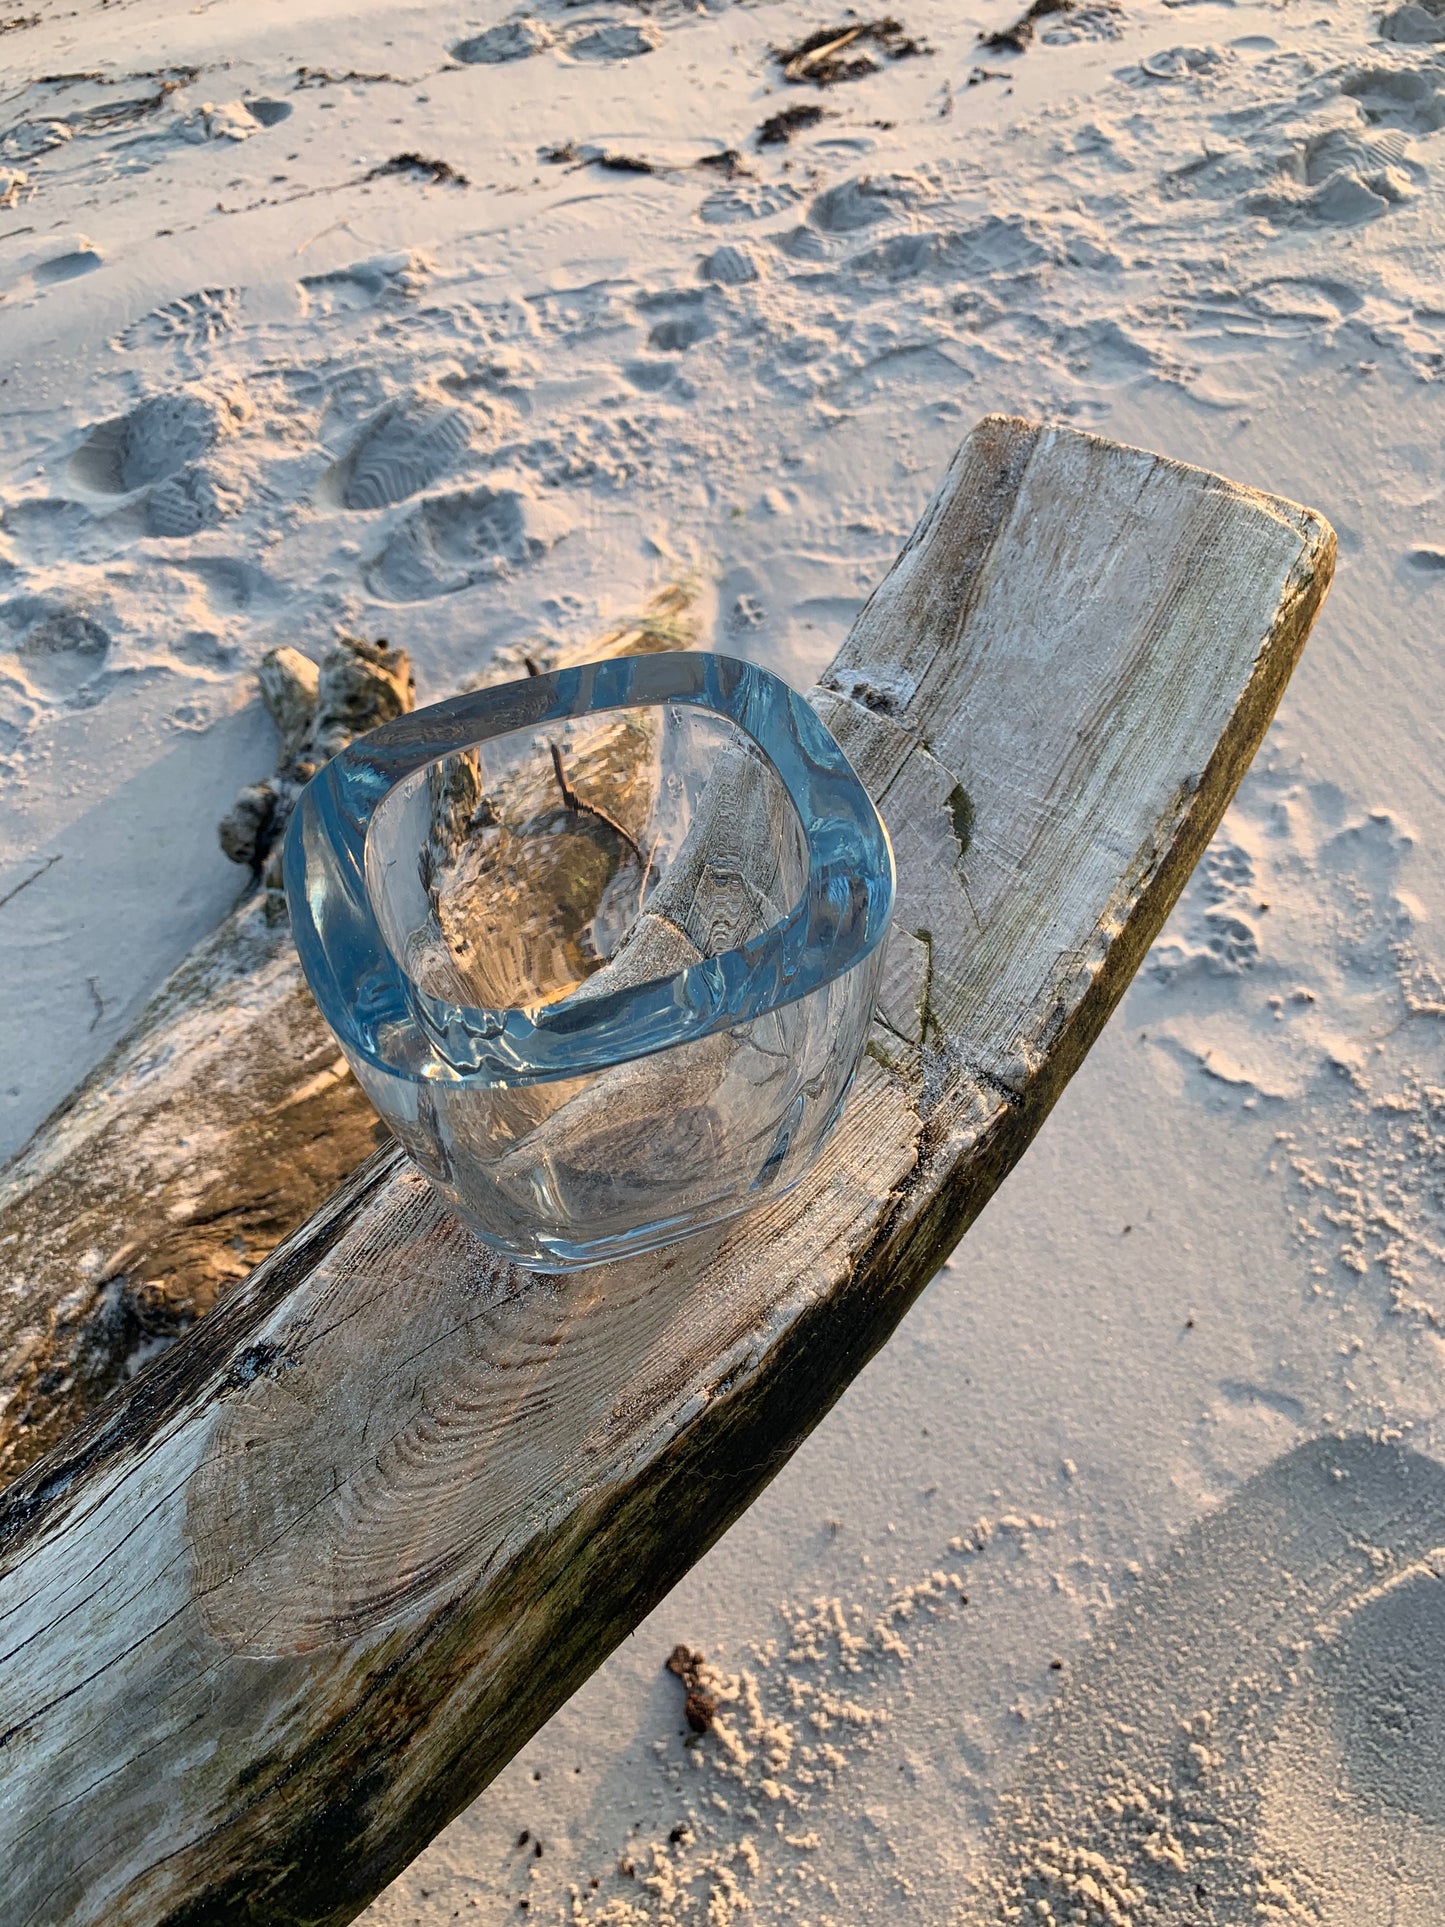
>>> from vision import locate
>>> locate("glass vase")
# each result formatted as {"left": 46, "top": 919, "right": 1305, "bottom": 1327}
{"left": 284, "top": 651, "right": 894, "bottom": 1271}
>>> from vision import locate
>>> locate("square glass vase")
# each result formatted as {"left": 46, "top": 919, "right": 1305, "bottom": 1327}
{"left": 285, "top": 650, "right": 894, "bottom": 1272}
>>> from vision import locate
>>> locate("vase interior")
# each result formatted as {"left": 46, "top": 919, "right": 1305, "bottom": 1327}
{"left": 364, "top": 701, "right": 808, "bottom": 1020}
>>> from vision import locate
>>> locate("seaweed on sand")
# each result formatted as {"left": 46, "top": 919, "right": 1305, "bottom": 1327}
{"left": 757, "top": 101, "right": 826, "bottom": 145}
{"left": 367, "top": 152, "right": 469, "bottom": 186}
{"left": 773, "top": 17, "right": 929, "bottom": 87}
{"left": 978, "top": 0, "right": 1075, "bottom": 54}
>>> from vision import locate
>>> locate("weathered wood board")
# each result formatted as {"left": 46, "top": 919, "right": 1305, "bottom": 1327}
{"left": 0, "top": 417, "right": 1334, "bottom": 1926}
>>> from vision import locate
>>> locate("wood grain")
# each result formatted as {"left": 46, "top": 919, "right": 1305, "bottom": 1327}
{"left": 0, "top": 418, "right": 1333, "bottom": 1926}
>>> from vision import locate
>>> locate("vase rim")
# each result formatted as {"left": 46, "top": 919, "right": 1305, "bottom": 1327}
{"left": 284, "top": 650, "right": 895, "bottom": 1088}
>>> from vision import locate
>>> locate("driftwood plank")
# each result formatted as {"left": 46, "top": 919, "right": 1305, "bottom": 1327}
{"left": 0, "top": 417, "right": 1333, "bottom": 1927}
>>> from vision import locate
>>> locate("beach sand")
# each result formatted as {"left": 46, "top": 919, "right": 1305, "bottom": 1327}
{"left": 2, "top": 0, "right": 1444, "bottom": 1918}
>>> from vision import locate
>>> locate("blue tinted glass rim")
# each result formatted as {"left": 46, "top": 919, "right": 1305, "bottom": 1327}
{"left": 284, "top": 650, "right": 894, "bottom": 1087}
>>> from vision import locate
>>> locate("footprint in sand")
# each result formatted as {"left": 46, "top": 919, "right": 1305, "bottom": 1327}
{"left": 0, "top": 599, "right": 110, "bottom": 701}
{"left": 1036, "top": 0, "right": 1123, "bottom": 44}
{"left": 452, "top": 18, "right": 553, "bottom": 63}
{"left": 364, "top": 481, "right": 568, "bottom": 602}
{"left": 1181, "top": 275, "right": 1364, "bottom": 357}
{"left": 0, "top": 499, "right": 100, "bottom": 567}
{"left": 1150, "top": 774, "right": 1413, "bottom": 1010}
{"left": 1195, "top": 1378, "right": 1309, "bottom": 1491}
{"left": 178, "top": 556, "right": 278, "bottom": 617}
{"left": 951, "top": 213, "right": 1063, "bottom": 275}
{"left": 849, "top": 229, "right": 952, "bottom": 281}
{"left": 1290, "top": 1550, "right": 1445, "bottom": 1821}
{"left": 564, "top": 19, "right": 662, "bottom": 61}
{"left": 146, "top": 464, "right": 247, "bottom": 538}
{"left": 1051, "top": 316, "right": 1157, "bottom": 382}
{"left": 635, "top": 289, "right": 715, "bottom": 353}
{"left": 808, "top": 174, "right": 927, "bottom": 234}
{"left": 1247, "top": 276, "right": 1362, "bottom": 328}
{"left": 70, "top": 390, "right": 241, "bottom": 496}
{"left": 699, "top": 243, "right": 759, "bottom": 285}
{"left": 299, "top": 251, "right": 428, "bottom": 317}
{"left": 28, "top": 237, "right": 103, "bottom": 287}
{"left": 621, "top": 358, "right": 678, "bottom": 392}
{"left": 1249, "top": 125, "right": 1422, "bottom": 224}
{"left": 115, "top": 288, "right": 241, "bottom": 354}
{"left": 1343, "top": 63, "right": 1445, "bottom": 132}
{"left": 977, "top": 1437, "right": 1445, "bottom": 1925}
{"left": 324, "top": 390, "right": 476, "bottom": 512}
{"left": 1382, "top": 0, "right": 1445, "bottom": 43}
{"left": 851, "top": 213, "right": 1055, "bottom": 281}
{"left": 1, "top": 232, "right": 103, "bottom": 300}
{"left": 1134, "top": 42, "right": 1225, "bottom": 81}
{"left": 242, "top": 97, "right": 292, "bottom": 127}
{"left": 774, "top": 224, "right": 828, "bottom": 261}
{"left": 698, "top": 179, "right": 801, "bottom": 226}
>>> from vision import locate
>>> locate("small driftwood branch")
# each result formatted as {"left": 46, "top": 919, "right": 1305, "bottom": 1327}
{"left": 0, "top": 419, "right": 1333, "bottom": 1926}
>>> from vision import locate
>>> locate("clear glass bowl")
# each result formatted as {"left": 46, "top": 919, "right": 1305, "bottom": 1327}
{"left": 284, "top": 651, "right": 894, "bottom": 1271}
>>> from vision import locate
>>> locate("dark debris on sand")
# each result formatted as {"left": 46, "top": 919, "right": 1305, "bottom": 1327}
{"left": 542, "top": 143, "right": 746, "bottom": 179}
{"left": 367, "top": 152, "right": 469, "bottom": 186}
{"left": 978, "top": 0, "right": 1074, "bottom": 54}
{"left": 696, "top": 147, "right": 748, "bottom": 176}
{"left": 665, "top": 1645, "right": 717, "bottom": 1735}
{"left": 540, "top": 140, "right": 656, "bottom": 173}
{"left": 756, "top": 100, "right": 826, "bottom": 145}
{"left": 594, "top": 152, "right": 655, "bottom": 174}
{"left": 774, "top": 16, "right": 929, "bottom": 87}
{"left": 26, "top": 67, "right": 199, "bottom": 132}
{"left": 295, "top": 64, "right": 406, "bottom": 87}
